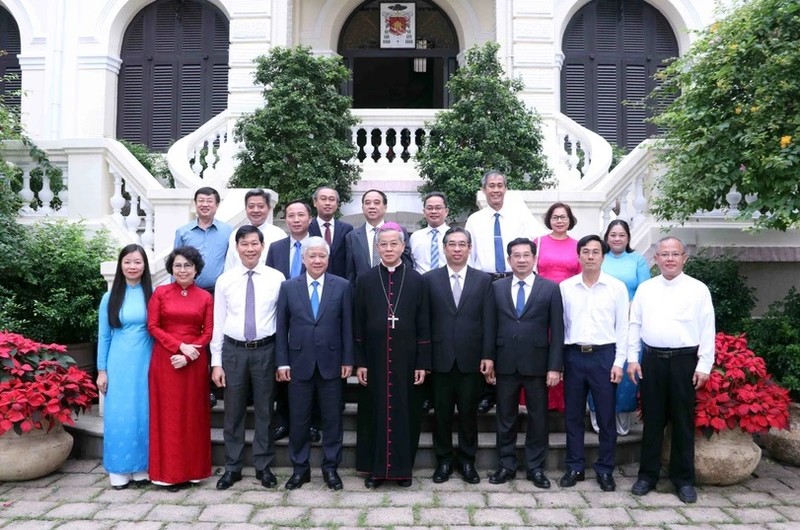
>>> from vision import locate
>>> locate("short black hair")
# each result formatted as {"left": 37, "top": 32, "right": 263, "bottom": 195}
{"left": 443, "top": 226, "right": 471, "bottom": 245}
{"left": 244, "top": 189, "right": 271, "bottom": 207}
{"left": 362, "top": 189, "right": 388, "bottom": 205}
{"left": 577, "top": 234, "right": 609, "bottom": 255}
{"left": 235, "top": 225, "right": 264, "bottom": 244}
{"left": 285, "top": 199, "right": 312, "bottom": 216}
{"left": 194, "top": 187, "right": 220, "bottom": 203}
{"left": 423, "top": 191, "right": 448, "bottom": 208}
{"left": 544, "top": 202, "right": 577, "bottom": 230}
{"left": 506, "top": 237, "right": 537, "bottom": 256}
{"left": 166, "top": 246, "right": 205, "bottom": 277}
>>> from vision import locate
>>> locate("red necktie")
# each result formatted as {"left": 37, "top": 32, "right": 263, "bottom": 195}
{"left": 324, "top": 222, "right": 332, "bottom": 245}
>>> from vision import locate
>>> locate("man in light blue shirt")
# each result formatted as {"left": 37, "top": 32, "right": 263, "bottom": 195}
{"left": 174, "top": 186, "right": 233, "bottom": 294}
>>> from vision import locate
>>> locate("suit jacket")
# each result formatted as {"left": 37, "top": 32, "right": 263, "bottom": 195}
{"left": 492, "top": 275, "right": 564, "bottom": 376}
{"left": 345, "top": 222, "right": 414, "bottom": 284}
{"left": 275, "top": 273, "right": 354, "bottom": 380}
{"left": 265, "top": 237, "right": 306, "bottom": 279}
{"left": 423, "top": 266, "right": 496, "bottom": 373}
{"left": 309, "top": 218, "right": 353, "bottom": 279}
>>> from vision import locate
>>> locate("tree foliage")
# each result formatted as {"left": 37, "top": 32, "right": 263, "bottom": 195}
{"left": 415, "top": 42, "right": 553, "bottom": 219}
{"left": 231, "top": 46, "right": 361, "bottom": 212}
{"left": 683, "top": 254, "right": 756, "bottom": 334}
{"left": 649, "top": 0, "right": 800, "bottom": 230}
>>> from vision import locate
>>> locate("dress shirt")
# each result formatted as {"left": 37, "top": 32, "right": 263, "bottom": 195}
{"left": 365, "top": 221, "right": 384, "bottom": 262}
{"left": 511, "top": 273, "right": 535, "bottom": 305}
{"left": 627, "top": 272, "right": 716, "bottom": 374}
{"left": 210, "top": 262, "right": 285, "bottom": 366}
{"left": 224, "top": 222, "right": 287, "bottom": 272}
{"left": 174, "top": 218, "right": 233, "bottom": 289}
{"left": 446, "top": 265, "right": 467, "bottom": 292}
{"left": 464, "top": 206, "right": 538, "bottom": 273}
{"left": 409, "top": 223, "right": 449, "bottom": 273}
{"left": 560, "top": 272, "right": 629, "bottom": 367}
{"left": 315, "top": 218, "right": 335, "bottom": 243}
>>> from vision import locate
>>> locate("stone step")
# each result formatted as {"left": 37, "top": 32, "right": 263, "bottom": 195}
{"left": 67, "top": 409, "right": 642, "bottom": 472}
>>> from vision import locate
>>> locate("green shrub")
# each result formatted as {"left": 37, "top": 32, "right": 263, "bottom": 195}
{"left": 746, "top": 288, "right": 800, "bottom": 401}
{"left": 683, "top": 254, "right": 756, "bottom": 334}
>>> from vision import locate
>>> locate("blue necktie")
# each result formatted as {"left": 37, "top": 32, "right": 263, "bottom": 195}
{"left": 310, "top": 280, "right": 320, "bottom": 319}
{"left": 290, "top": 241, "right": 302, "bottom": 278}
{"left": 494, "top": 212, "right": 505, "bottom": 273}
{"left": 430, "top": 228, "right": 439, "bottom": 269}
{"left": 516, "top": 280, "right": 526, "bottom": 318}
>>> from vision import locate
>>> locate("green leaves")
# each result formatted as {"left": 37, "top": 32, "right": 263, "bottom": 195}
{"left": 415, "top": 42, "right": 553, "bottom": 218}
{"left": 231, "top": 46, "right": 361, "bottom": 210}
{"left": 650, "top": 0, "right": 800, "bottom": 230}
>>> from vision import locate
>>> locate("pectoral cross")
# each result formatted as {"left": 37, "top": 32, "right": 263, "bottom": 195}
{"left": 388, "top": 313, "right": 399, "bottom": 329}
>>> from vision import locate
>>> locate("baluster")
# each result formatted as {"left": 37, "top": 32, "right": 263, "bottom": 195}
{"left": 141, "top": 200, "right": 155, "bottom": 252}
{"left": 376, "top": 127, "right": 390, "bottom": 164}
{"left": 18, "top": 167, "right": 35, "bottom": 214}
{"left": 191, "top": 145, "right": 203, "bottom": 176}
{"left": 602, "top": 204, "right": 612, "bottom": 230}
{"left": 726, "top": 185, "right": 742, "bottom": 217}
{"left": 632, "top": 174, "right": 647, "bottom": 228}
{"left": 745, "top": 193, "right": 760, "bottom": 220}
{"left": 55, "top": 164, "right": 68, "bottom": 216}
{"left": 109, "top": 168, "right": 125, "bottom": 226}
{"left": 38, "top": 170, "right": 54, "bottom": 216}
{"left": 203, "top": 135, "right": 218, "bottom": 182}
{"left": 125, "top": 189, "right": 142, "bottom": 242}
{"left": 407, "top": 129, "right": 420, "bottom": 160}
{"left": 618, "top": 185, "right": 633, "bottom": 224}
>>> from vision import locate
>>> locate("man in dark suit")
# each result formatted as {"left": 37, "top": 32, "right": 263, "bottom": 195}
{"left": 489, "top": 237, "right": 564, "bottom": 489}
{"left": 275, "top": 236, "right": 354, "bottom": 491}
{"left": 308, "top": 186, "right": 353, "bottom": 278}
{"left": 266, "top": 200, "right": 312, "bottom": 280}
{"left": 422, "top": 227, "right": 495, "bottom": 485}
{"left": 345, "top": 189, "right": 413, "bottom": 284}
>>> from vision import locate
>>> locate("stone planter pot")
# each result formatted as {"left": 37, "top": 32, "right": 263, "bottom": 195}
{"left": 0, "top": 423, "right": 74, "bottom": 481}
{"left": 762, "top": 402, "right": 800, "bottom": 466}
{"left": 663, "top": 427, "right": 761, "bottom": 485}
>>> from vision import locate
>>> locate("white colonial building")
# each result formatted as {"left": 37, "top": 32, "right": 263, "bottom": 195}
{"left": 1, "top": 0, "right": 797, "bottom": 311}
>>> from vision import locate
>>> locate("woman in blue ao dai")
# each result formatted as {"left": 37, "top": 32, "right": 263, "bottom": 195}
{"left": 96, "top": 244, "right": 154, "bottom": 489}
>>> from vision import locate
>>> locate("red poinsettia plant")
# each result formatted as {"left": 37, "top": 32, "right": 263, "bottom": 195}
{"left": 0, "top": 331, "right": 97, "bottom": 435}
{"left": 695, "top": 333, "right": 790, "bottom": 439}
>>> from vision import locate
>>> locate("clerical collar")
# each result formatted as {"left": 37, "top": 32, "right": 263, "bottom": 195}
{"left": 382, "top": 261, "right": 403, "bottom": 272}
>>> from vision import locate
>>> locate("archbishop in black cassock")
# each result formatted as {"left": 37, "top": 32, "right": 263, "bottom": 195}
{"left": 354, "top": 224, "right": 431, "bottom": 488}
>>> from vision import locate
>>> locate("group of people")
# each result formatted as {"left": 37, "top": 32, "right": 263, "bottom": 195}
{"left": 96, "top": 172, "right": 715, "bottom": 505}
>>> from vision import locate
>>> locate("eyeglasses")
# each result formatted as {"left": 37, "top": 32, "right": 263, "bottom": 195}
{"left": 510, "top": 253, "right": 534, "bottom": 259}
{"left": 172, "top": 262, "right": 196, "bottom": 269}
{"left": 445, "top": 242, "right": 469, "bottom": 249}
{"left": 655, "top": 252, "right": 685, "bottom": 259}
{"left": 424, "top": 206, "right": 445, "bottom": 212}
{"left": 378, "top": 241, "right": 403, "bottom": 249}
{"left": 550, "top": 215, "right": 569, "bottom": 221}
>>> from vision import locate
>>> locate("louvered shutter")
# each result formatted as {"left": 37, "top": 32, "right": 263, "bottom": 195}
{"left": 0, "top": 6, "right": 22, "bottom": 111}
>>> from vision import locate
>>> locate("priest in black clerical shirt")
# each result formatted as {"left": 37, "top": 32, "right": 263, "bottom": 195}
{"left": 354, "top": 222, "right": 431, "bottom": 490}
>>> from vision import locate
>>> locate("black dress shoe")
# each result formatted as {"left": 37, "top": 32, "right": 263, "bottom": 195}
{"left": 112, "top": 483, "right": 129, "bottom": 491}
{"left": 285, "top": 470, "right": 311, "bottom": 490}
{"left": 596, "top": 473, "right": 616, "bottom": 492}
{"left": 631, "top": 479, "right": 655, "bottom": 496}
{"left": 216, "top": 470, "right": 242, "bottom": 490}
{"left": 397, "top": 478, "right": 412, "bottom": 487}
{"left": 323, "top": 470, "right": 343, "bottom": 491}
{"left": 165, "top": 482, "right": 190, "bottom": 492}
{"left": 364, "top": 475, "right": 383, "bottom": 489}
{"left": 527, "top": 469, "right": 551, "bottom": 489}
{"left": 488, "top": 467, "right": 516, "bottom": 484}
{"left": 677, "top": 485, "right": 697, "bottom": 504}
{"left": 132, "top": 479, "right": 151, "bottom": 489}
{"left": 210, "top": 392, "right": 218, "bottom": 408}
{"left": 477, "top": 397, "right": 495, "bottom": 414}
{"left": 559, "top": 470, "right": 585, "bottom": 488}
{"left": 273, "top": 425, "right": 289, "bottom": 441}
{"left": 256, "top": 467, "right": 277, "bottom": 488}
{"left": 421, "top": 399, "right": 433, "bottom": 414}
{"left": 458, "top": 463, "right": 481, "bottom": 484}
{"left": 432, "top": 463, "right": 452, "bottom": 483}
{"left": 309, "top": 427, "right": 321, "bottom": 444}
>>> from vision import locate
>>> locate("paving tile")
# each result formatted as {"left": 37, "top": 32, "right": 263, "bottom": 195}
{"left": 717, "top": 525, "right": 777, "bottom": 530}
{"left": 769, "top": 491, "right": 800, "bottom": 506}
{"left": 664, "top": 525, "right": 716, "bottom": 530}
{"left": 524, "top": 507, "right": 579, "bottom": 526}
{"left": 746, "top": 477, "right": 795, "bottom": 492}
{"left": 235, "top": 490, "right": 286, "bottom": 506}
{"left": 61, "top": 460, "right": 103, "bottom": 473}
{"left": 578, "top": 507, "right": 632, "bottom": 526}
{"left": 437, "top": 491, "right": 485, "bottom": 507}
{"left": 12, "top": 475, "right": 61, "bottom": 488}
{"left": 638, "top": 491, "right": 686, "bottom": 506}
{"left": 416, "top": 507, "right": 470, "bottom": 525}
{"left": 0, "top": 487, "right": 55, "bottom": 501}
{"left": 94, "top": 488, "right": 146, "bottom": 504}
{"left": 251, "top": 506, "right": 307, "bottom": 524}
{"left": 144, "top": 504, "right": 202, "bottom": 522}
{"left": 679, "top": 506, "right": 734, "bottom": 524}
{"left": 286, "top": 489, "right": 337, "bottom": 506}
{"left": 628, "top": 508, "right": 688, "bottom": 525}
{"left": 162, "top": 523, "right": 219, "bottom": 530}
{"left": 2, "top": 520, "right": 59, "bottom": 529}
{"left": 309, "top": 507, "right": 362, "bottom": 526}
{"left": 217, "top": 524, "right": 266, "bottom": 530}
{"left": 724, "top": 507, "right": 786, "bottom": 524}
{"left": 384, "top": 491, "right": 436, "bottom": 506}
{"left": 531, "top": 491, "right": 585, "bottom": 507}
{"left": 365, "top": 506, "right": 414, "bottom": 526}
{"left": 774, "top": 505, "right": 800, "bottom": 520}
{"left": 335, "top": 491, "right": 388, "bottom": 507}
{"left": 113, "top": 522, "right": 163, "bottom": 530}
{"left": 0, "top": 500, "right": 59, "bottom": 518}
{"left": 726, "top": 491, "right": 781, "bottom": 506}
{"left": 93, "top": 502, "right": 154, "bottom": 521}
{"left": 44, "top": 486, "right": 104, "bottom": 501}
{"left": 183, "top": 487, "right": 238, "bottom": 505}
{"left": 199, "top": 503, "right": 253, "bottom": 523}
{"left": 49, "top": 473, "right": 104, "bottom": 487}
{"left": 472, "top": 507, "right": 524, "bottom": 525}
{"left": 56, "top": 521, "right": 112, "bottom": 530}
{"left": 486, "top": 492, "right": 537, "bottom": 508}
{"left": 768, "top": 524, "right": 800, "bottom": 530}
{"left": 43, "top": 502, "right": 103, "bottom": 519}
{"left": 582, "top": 490, "right": 640, "bottom": 507}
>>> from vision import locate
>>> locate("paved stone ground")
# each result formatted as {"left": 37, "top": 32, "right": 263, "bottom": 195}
{"left": 1, "top": 457, "right": 799, "bottom": 529}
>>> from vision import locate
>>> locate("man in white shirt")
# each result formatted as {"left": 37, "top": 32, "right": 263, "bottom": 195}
{"left": 559, "top": 235, "right": 629, "bottom": 493}
{"left": 409, "top": 192, "right": 450, "bottom": 274}
{"left": 224, "top": 189, "right": 287, "bottom": 271}
{"left": 211, "top": 225, "right": 286, "bottom": 490}
{"left": 626, "top": 236, "right": 715, "bottom": 504}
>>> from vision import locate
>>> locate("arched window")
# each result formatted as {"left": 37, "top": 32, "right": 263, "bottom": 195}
{"left": 0, "top": 6, "right": 22, "bottom": 112}
{"left": 561, "top": 0, "right": 678, "bottom": 149}
{"left": 339, "top": 0, "right": 459, "bottom": 108}
{"left": 117, "top": 0, "right": 229, "bottom": 151}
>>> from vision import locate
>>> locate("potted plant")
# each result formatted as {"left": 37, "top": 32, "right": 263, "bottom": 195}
{"left": 688, "top": 333, "right": 791, "bottom": 484}
{"left": 0, "top": 331, "right": 98, "bottom": 480}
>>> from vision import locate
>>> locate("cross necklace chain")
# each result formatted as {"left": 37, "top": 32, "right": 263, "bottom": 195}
{"left": 379, "top": 265, "right": 406, "bottom": 329}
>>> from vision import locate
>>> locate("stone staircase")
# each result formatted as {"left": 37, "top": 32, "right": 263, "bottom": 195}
{"left": 67, "top": 384, "right": 643, "bottom": 472}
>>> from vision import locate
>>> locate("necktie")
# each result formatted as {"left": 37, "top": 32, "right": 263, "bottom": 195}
{"left": 310, "top": 280, "right": 320, "bottom": 319}
{"left": 371, "top": 228, "right": 380, "bottom": 267}
{"left": 323, "top": 222, "right": 332, "bottom": 245}
{"left": 494, "top": 212, "right": 505, "bottom": 273}
{"left": 244, "top": 271, "right": 256, "bottom": 341}
{"left": 452, "top": 273, "right": 462, "bottom": 306}
{"left": 430, "top": 228, "right": 439, "bottom": 269}
{"left": 290, "top": 240, "right": 302, "bottom": 278}
{"left": 516, "top": 280, "right": 526, "bottom": 318}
